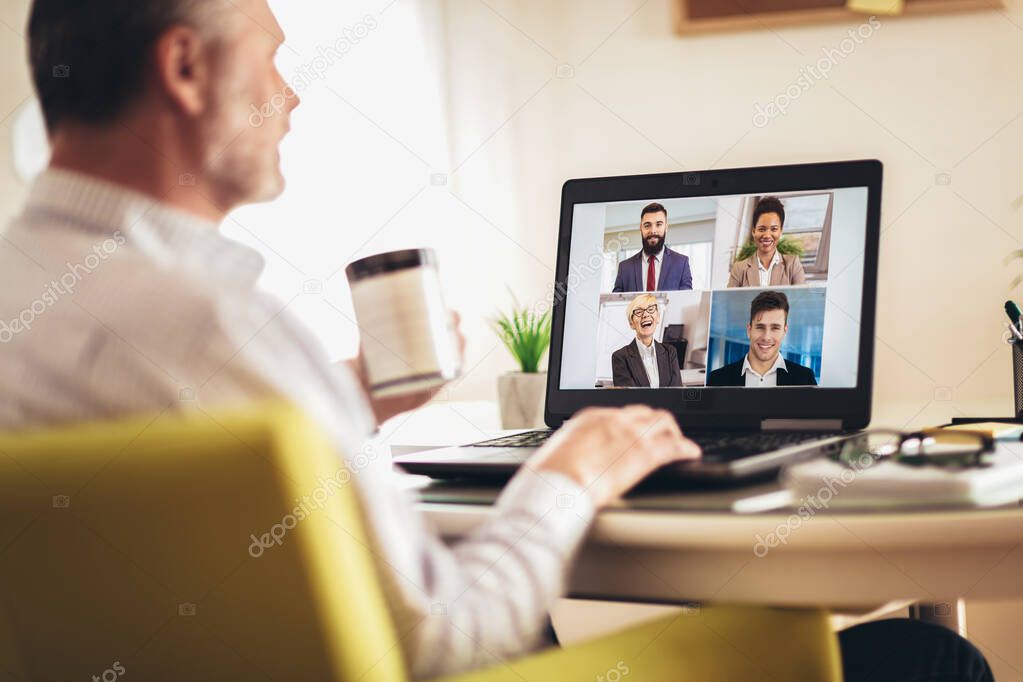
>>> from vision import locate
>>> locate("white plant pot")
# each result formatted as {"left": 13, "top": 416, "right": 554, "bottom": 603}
{"left": 497, "top": 372, "right": 547, "bottom": 429}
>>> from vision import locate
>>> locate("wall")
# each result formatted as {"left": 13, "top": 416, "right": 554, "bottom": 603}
{"left": 439, "top": 0, "right": 1023, "bottom": 430}
{"left": 0, "top": 1, "right": 31, "bottom": 227}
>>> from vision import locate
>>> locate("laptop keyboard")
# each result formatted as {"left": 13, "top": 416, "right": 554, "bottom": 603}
{"left": 467, "top": 431, "right": 554, "bottom": 448}
{"left": 466, "top": 429, "right": 841, "bottom": 462}
{"left": 689, "top": 430, "right": 842, "bottom": 461}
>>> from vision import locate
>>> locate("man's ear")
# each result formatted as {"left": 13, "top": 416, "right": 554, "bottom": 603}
{"left": 153, "top": 25, "right": 210, "bottom": 116}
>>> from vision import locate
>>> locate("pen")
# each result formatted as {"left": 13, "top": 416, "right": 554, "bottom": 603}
{"left": 1008, "top": 322, "right": 1023, "bottom": 342}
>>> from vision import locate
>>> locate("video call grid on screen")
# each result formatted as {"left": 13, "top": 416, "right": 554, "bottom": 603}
{"left": 558, "top": 187, "right": 868, "bottom": 390}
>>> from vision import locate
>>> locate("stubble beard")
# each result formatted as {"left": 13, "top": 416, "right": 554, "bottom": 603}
{"left": 201, "top": 77, "right": 285, "bottom": 211}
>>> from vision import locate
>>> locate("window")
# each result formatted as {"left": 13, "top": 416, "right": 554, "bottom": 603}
{"left": 668, "top": 240, "right": 712, "bottom": 290}
{"left": 12, "top": 100, "right": 50, "bottom": 183}
{"left": 772, "top": 192, "right": 833, "bottom": 280}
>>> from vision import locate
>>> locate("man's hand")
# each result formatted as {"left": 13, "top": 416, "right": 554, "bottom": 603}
{"left": 346, "top": 312, "right": 466, "bottom": 425}
{"left": 528, "top": 405, "right": 701, "bottom": 507}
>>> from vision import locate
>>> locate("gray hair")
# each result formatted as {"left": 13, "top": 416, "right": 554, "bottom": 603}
{"left": 29, "top": 0, "right": 236, "bottom": 132}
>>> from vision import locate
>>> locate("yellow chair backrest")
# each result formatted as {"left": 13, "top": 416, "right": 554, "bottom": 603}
{"left": 0, "top": 403, "right": 409, "bottom": 681}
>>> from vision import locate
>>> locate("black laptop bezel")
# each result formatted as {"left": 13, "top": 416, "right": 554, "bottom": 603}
{"left": 544, "top": 159, "right": 882, "bottom": 431}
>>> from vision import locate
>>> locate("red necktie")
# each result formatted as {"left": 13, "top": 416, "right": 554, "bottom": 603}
{"left": 646, "top": 255, "right": 656, "bottom": 291}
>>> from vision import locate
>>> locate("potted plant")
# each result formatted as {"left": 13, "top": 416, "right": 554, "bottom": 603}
{"left": 492, "top": 301, "right": 551, "bottom": 429}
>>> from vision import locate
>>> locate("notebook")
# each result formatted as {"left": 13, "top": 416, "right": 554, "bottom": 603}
{"left": 783, "top": 443, "right": 1023, "bottom": 509}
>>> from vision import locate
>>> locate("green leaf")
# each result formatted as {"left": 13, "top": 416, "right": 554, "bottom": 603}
{"left": 491, "top": 293, "right": 552, "bottom": 373}
{"left": 735, "top": 235, "right": 805, "bottom": 263}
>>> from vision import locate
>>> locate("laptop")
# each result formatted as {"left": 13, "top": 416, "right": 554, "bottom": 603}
{"left": 396, "top": 159, "right": 882, "bottom": 483}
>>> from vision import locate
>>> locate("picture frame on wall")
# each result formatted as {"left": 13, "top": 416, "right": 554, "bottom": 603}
{"left": 675, "top": 0, "right": 1004, "bottom": 35}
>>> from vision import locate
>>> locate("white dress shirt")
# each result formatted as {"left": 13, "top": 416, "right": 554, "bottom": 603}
{"left": 643, "top": 249, "right": 662, "bottom": 290}
{"left": 756, "top": 250, "right": 782, "bottom": 287}
{"left": 741, "top": 352, "right": 788, "bottom": 387}
{"left": 634, "top": 338, "right": 660, "bottom": 387}
{"left": 0, "top": 169, "right": 594, "bottom": 679}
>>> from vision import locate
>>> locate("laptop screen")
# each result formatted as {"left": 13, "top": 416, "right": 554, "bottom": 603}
{"left": 558, "top": 186, "right": 869, "bottom": 392}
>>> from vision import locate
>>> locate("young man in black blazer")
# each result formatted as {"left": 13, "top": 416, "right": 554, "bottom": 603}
{"left": 707, "top": 290, "right": 817, "bottom": 387}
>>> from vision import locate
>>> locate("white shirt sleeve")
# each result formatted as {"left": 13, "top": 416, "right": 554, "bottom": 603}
{"left": 200, "top": 294, "right": 596, "bottom": 679}
{"left": 0, "top": 169, "right": 599, "bottom": 680}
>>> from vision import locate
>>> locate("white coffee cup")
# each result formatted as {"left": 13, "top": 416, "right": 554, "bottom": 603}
{"left": 345, "top": 249, "right": 460, "bottom": 397}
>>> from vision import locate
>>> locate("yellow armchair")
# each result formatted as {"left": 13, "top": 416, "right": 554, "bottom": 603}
{"left": 0, "top": 404, "right": 842, "bottom": 681}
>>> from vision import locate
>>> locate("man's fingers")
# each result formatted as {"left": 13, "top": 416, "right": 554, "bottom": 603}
{"left": 536, "top": 405, "right": 705, "bottom": 507}
{"left": 637, "top": 420, "right": 701, "bottom": 465}
{"left": 658, "top": 432, "right": 701, "bottom": 462}
{"left": 651, "top": 410, "right": 683, "bottom": 438}
{"left": 675, "top": 437, "right": 702, "bottom": 461}
{"left": 620, "top": 404, "right": 655, "bottom": 420}
{"left": 635, "top": 411, "right": 681, "bottom": 441}
{"left": 635, "top": 411, "right": 695, "bottom": 460}
{"left": 448, "top": 310, "right": 467, "bottom": 356}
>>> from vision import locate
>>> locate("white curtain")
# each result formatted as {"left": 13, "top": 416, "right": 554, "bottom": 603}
{"left": 233, "top": 0, "right": 565, "bottom": 401}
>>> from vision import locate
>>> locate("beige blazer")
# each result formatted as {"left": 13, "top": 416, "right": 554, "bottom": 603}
{"left": 727, "top": 252, "right": 807, "bottom": 288}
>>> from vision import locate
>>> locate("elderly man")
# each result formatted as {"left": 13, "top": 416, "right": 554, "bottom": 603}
{"left": 0, "top": 1, "right": 698, "bottom": 678}
{"left": 0, "top": 2, "right": 993, "bottom": 681}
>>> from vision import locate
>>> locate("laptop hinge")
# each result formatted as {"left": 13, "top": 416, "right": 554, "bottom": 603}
{"left": 761, "top": 419, "right": 843, "bottom": 431}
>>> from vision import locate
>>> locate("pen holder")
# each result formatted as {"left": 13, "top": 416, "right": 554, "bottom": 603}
{"left": 1014, "top": 341, "right": 1023, "bottom": 419}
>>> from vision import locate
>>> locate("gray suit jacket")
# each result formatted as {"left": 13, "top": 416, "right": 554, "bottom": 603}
{"left": 727, "top": 253, "right": 806, "bottom": 288}
{"left": 611, "top": 340, "right": 682, "bottom": 388}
